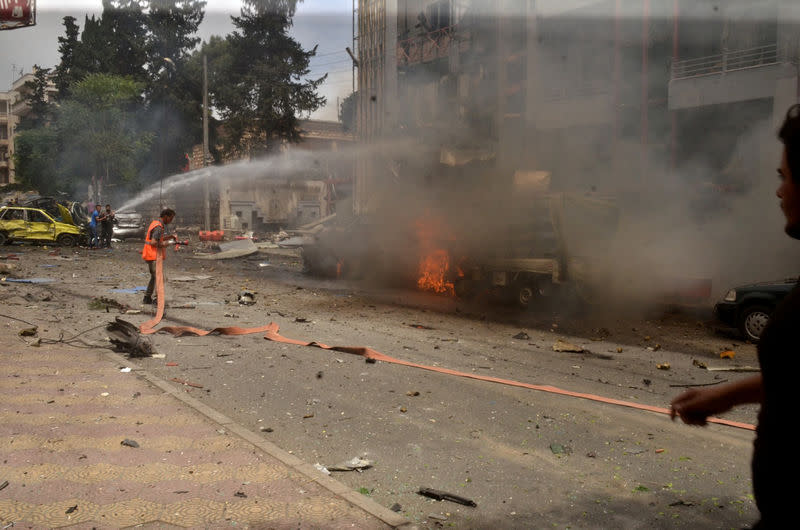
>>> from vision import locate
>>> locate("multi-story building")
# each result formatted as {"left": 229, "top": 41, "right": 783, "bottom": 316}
{"left": 0, "top": 69, "right": 58, "bottom": 186}
{"left": 354, "top": 0, "right": 800, "bottom": 213}
{"left": 0, "top": 91, "right": 12, "bottom": 185}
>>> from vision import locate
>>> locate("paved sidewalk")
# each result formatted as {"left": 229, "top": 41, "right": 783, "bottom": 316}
{"left": 0, "top": 337, "right": 407, "bottom": 528}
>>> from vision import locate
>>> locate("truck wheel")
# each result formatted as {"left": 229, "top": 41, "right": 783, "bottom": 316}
{"left": 738, "top": 304, "right": 771, "bottom": 342}
{"left": 0, "top": 232, "right": 8, "bottom": 246}
{"left": 517, "top": 285, "right": 534, "bottom": 307}
{"left": 57, "top": 234, "right": 77, "bottom": 247}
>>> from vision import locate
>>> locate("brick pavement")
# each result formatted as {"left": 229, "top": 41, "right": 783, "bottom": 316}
{"left": 0, "top": 333, "right": 407, "bottom": 529}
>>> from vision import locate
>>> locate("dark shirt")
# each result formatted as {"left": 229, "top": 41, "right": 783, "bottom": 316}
{"left": 753, "top": 282, "right": 800, "bottom": 525}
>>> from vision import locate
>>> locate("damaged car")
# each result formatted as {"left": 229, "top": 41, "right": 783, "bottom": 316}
{"left": 714, "top": 278, "right": 796, "bottom": 342}
{"left": 0, "top": 205, "right": 86, "bottom": 247}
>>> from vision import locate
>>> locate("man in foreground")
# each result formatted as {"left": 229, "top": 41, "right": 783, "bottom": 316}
{"left": 671, "top": 105, "right": 800, "bottom": 528}
{"left": 141, "top": 208, "right": 177, "bottom": 305}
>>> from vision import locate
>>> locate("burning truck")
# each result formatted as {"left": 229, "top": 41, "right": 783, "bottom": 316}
{"left": 302, "top": 169, "right": 621, "bottom": 309}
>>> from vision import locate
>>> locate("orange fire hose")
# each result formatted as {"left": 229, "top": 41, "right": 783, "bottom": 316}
{"left": 139, "top": 250, "right": 755, "bottom": 432}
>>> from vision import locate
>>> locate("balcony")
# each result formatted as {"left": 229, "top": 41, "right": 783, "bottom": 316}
{"left": 397, "top": 25, "right": 470, "bottom": 68}
{"left": 672, "top": 44, "right": 780, "bottom": 80}
{"left": 669, "top": 44, "right": 794, "bottom": 110}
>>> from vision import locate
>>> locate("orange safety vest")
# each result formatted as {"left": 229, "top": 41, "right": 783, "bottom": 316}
{"left": 141, "top": 219, "right": 165, "bottom": 261}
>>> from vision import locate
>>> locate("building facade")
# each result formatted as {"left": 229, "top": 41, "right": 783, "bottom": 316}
{"left": 0, "top": 69, "right": 58, "bottom": 186}
{"left": 354, "top": 0, "right": 800, "bottom": 211}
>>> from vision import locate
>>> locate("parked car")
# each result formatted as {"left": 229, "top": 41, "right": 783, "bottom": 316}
{"left": 113, "top": 211, "right": 145, "bottom": 239}
{"left": 0, "top": 205, "right": 85, "bottom": 247}
{"left": 714, "top": 278, "right": 797, "bottom": 342}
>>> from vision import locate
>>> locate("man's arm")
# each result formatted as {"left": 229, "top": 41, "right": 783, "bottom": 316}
{"left": 670, "top": 374, "right": 763, "bottom": 426}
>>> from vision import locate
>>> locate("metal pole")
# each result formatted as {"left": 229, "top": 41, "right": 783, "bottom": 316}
{"left": 203, "top": 53, "right": 211, "bottom": 231}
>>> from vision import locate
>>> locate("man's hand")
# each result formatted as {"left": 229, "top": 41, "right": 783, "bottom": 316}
{"left": 670, "top": 388, "right": 729, "bottom": 426}
{"left": 670, "top": 375, "right": 762, "bottom": 426}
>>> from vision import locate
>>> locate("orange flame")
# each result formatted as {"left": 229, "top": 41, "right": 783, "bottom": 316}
{"left": 415, "top": 214, "right": 455, "bottom": 295}
{"left": 417, "top": 249, "right": 455, "bottom": 295}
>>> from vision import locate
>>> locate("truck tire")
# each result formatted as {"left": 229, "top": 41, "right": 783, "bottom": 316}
{"left": 0, "top": 231, "right": 8, "bottom": 246}
{"left": 517, "top": 285, "right": 535, "bottom": 307}
{"left": 57, "top": 233, "right": 77, "bottom": 247}
{"left": 737, "top": 304, "right": 771, "bottom": 343}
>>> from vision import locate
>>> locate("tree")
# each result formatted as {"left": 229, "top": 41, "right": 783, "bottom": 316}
{"left": 17, "top": 66, "right": 53, "bottom": 131}
{"left": 13, "top": 128, "right": 61, "bottom": 195}
{"left": 144, "top": 0, "right": 207, "bottom": 178}
{"left": 58, "top": 74, "right": 153, "bottom": 195}
{"left": 339, "top": 91, "right": 357, "bottom": 132}
{"left": 53, "top": 16, "right": 80, "bottom": 101}
{"left": 211, "top": 0, "right": 326, "bottom": 156}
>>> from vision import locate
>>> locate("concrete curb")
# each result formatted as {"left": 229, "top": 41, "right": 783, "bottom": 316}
{"left": 104, "top": 350, "right": 413, "bottom": 529}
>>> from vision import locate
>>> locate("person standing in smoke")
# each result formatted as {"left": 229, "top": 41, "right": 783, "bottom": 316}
{"left": 98, "top": 204, "right": 115, "bottom": 248}
{"left": 671, "top": 104, "right": 800, "bottom": 528}
{"left": 141, "top": 208, "right": 177, "bottom": 305}
{"left": 88, "top": 204, "right": 101, "bottom": 249}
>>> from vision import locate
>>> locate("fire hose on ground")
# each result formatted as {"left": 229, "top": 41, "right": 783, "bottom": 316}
{"left": 139, "top": 250, "right": 755, "bottom": 432}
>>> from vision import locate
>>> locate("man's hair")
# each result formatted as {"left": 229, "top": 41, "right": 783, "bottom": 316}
{"left": 779, "top": 104, "right": 800, "bottom": 180}
{"left": 105, "top": 204, "right": 110, "bottom": 208}
{"left": 160, "top": 208, "right": 176, "bottom": 218}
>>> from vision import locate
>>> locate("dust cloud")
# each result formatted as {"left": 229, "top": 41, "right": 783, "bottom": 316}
{"left": 120, "top": 3, "right": 800, "bottom": 309}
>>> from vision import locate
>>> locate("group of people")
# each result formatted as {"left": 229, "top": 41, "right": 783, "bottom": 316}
{"left": 89, "top": 204, "right": 115, "bottom": 249}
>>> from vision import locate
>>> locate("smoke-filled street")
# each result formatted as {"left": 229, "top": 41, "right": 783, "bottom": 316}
{"left": 1, "top": 243, "right": 762, "bottom": 528}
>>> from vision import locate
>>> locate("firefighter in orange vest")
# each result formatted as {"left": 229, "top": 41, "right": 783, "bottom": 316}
{"left": 142, "top": 208, "right": 177, "bottom": 305}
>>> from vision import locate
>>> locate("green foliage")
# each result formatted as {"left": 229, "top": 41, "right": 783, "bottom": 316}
{"left": 339, "top": 91, "right": 357, "bottom": 132}
{"left": 13, "top": 128, "right": 62, "bottom": 195}
{"left": 17, "top": 67, "right": 54, "bottom": 131}
{"left": 57, "top": 74, "right": 154, "bottom": 188}
{"left": 210, "top": 2, "right": 326, "bottom": 156}
{"left": 54, "top": 16, "right": 81, "bottom": 100}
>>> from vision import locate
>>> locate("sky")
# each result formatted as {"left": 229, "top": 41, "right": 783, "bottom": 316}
{"left": 0, "top": 0, "right": 354, "bottom": 120}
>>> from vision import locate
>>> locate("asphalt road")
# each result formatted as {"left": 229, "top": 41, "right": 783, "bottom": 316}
{"left": 1, "top": 242, "right": 761, "bottom": 528}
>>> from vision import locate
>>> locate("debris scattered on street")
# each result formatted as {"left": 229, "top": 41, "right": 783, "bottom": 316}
{"left": 106, "top": 318, "right": 155, "bottom": 357}
{"left": 260, "top": 427, "right": 274, "bottom": 433}
{"left": 657, "top": 363, "right": 671, "bottom": 370}
{"left": 314, "top": 463, "right": 331, "bottom": 475}
{"left": 693, "top": 359, "right": 707, "bottom": 369}
{"left": 550, "top": 443, "right": 571, "bottom": 455}
{"left": 428, "top": 514, "right": 448, "bottom": 521}
{"left": 65, "top": 505, "right": 78, "bottom": 514}
{"left": 234, "top": 491, "right": 248, "bottom": 498}
{"left": 4, "top": 277, "right": 56, "bottom": 284}
{"left": 417, "top": 487, "right": 477, "bottom": 507}
{"left": 390, "top": 503, "right": 402, "bottom": 512}
{"left": 109, "top": 286, "right": 146, "bottom": 294}
{"left": 719, "top": 350, "right": 735, "bottom": 359}
{"left": 237, "top": 290, "right": 256, "bottom": 305}
{"left": 295, "top": 317, "right": 309, "bottom": 322}
{"left": 706, "top": 365, "right": 760, "bottom": 372}
{"left": 328, "top": 457, "right": 373, "bottom": 472}
{"left": 0, "top": 480, "right": 8, "bottom": 491}
{"left": 119, "top": 367, "right": 131, "bottom": 373}
{"left": 89, "top": 297, "right": 127, "bottom": 311}
{"left": 18, "top": 327, "right": 37, "bottom": 337}
{"left": 553, "top": 340, "right": 583, "bottom": 353}
{"left": 171, "top": 377, "right": 203, "bottom": 388}
{"left": 120, "top": 439, "right": 139, "bottom": 448}
{"left": 406, "top": 391, "right": 420, "bottom": 396}
{"left": 410, "top": 323, "right": 435, "bottom": 330}
{"left": 513, "top": 331, "right": 530, "bottom": 340}
{"left": 303, "top": 413, "right": 314, "bottom": 419}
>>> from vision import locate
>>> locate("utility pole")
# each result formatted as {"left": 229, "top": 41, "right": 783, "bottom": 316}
{"left": 203, "top": 53, "right": 211, "bottom": 231}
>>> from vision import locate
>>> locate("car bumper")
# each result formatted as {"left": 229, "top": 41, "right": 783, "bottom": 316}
{"left": 113, "top": 227, "right": 145, "bottom": 239}
{"left": 713, "top": 301, "right": 738, "bottom": 328}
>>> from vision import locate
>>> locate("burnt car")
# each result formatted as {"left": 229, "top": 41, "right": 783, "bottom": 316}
{"left": 113, "top": 211, "right": 145, "bottom": 239}
{"left": 714, "top": 278, "right": 797, "bottom": 342}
